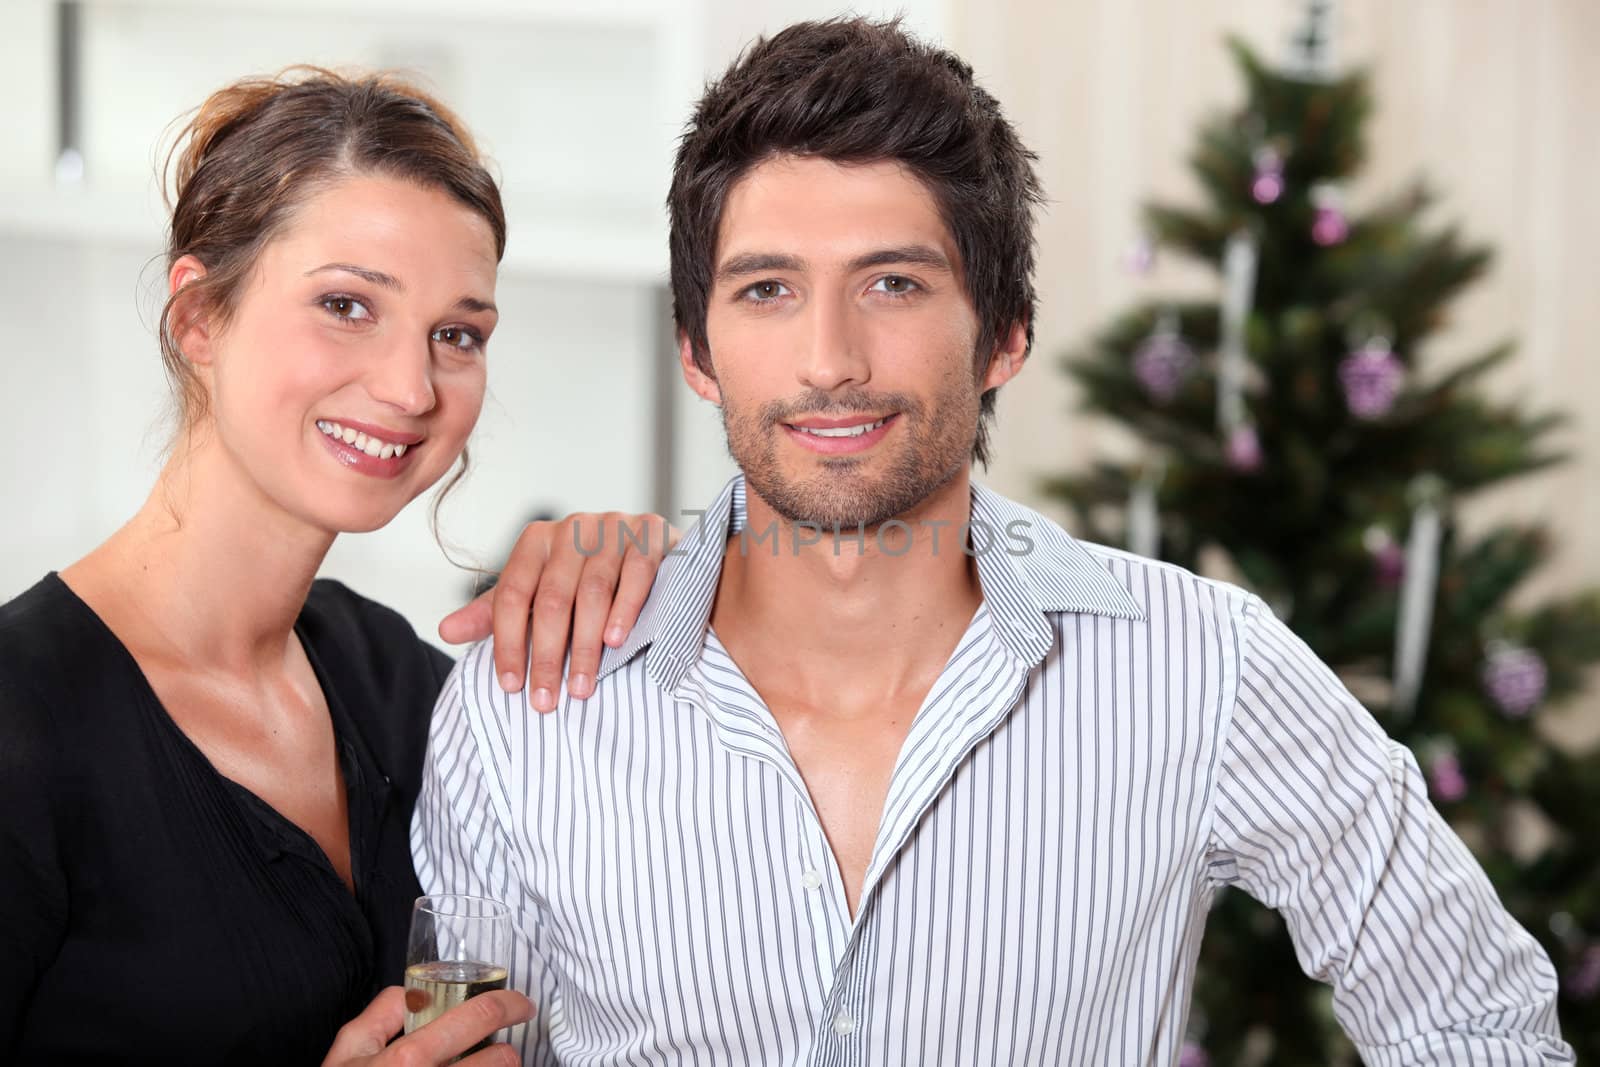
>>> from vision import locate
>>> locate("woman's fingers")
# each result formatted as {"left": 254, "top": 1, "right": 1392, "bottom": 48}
{"left": 455, "top": 511, "right": 677, "bottom": 707}
{"left": 319, "top": 987, "right": 406, "bottom": 1065}
{"left": 437, "top": 588, "right": 494, "bottom": 646}
{"left": 453, "top": 1043, "right": 523, "bottom": 1067}
{"left": 603, "top": 516, "right": 676, "bottom": 648}
{"left": 522, "top": 523, "right": 586, "bottom": 710}
{"left": 487, "top": 521, "right": 557, "bottom": 694}
{"left": 556, "top": 513, "right": 675, "bottom": 699}
{"left": 561, "top": 518, "right": 629, "bottom": 701}
{"left": 378, "top": 990, "right": 533, "bottom": 1066}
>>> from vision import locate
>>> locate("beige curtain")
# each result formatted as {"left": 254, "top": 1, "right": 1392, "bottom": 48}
{"left": 951, "top": 0, "right": 1600, "bottom": 731}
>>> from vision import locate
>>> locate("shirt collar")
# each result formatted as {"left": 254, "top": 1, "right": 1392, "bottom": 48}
{"left": 596, "top": 474, "right": 1145, "bottom": 692}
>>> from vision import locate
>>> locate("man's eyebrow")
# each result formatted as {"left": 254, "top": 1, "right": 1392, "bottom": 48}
{"left": 305, "top": 262, "right": 403, "bottom": 289}
{"left": 846, "top": 245, "right": 953, "bottom": 273}
{"left": 715, "top": 245, "right": 954, "bottom": 284}
{"left": 716, "top": 253, "right": 807, "bottom": 282}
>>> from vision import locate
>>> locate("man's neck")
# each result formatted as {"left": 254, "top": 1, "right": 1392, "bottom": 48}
{"left": 710, "top": 472, "right": 984, "bottom": 712}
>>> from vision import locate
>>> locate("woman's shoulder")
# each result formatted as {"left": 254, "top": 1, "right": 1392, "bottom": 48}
{"left": 300, "top": 579, "right": 455, "bottom": 745}
{"left": 301, "top": 579, "right": 454, "bottom": 794}
{"left": 0, "top": 574, "right": 110, "bottom": 701}
{"left": 0, "top": 575, "right": 100, "bottom": 779}
{"left": 301, "top": 578, "right": 454, "bottom": 684}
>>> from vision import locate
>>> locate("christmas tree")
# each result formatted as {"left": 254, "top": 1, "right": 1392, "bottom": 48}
{"left": 1044, "top": 7, "right": 1600, "bottom": 1062}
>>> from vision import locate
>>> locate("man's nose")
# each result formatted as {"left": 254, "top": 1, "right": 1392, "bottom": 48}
{"left": 797, "top": 293, "right": 870, "bottom": 393}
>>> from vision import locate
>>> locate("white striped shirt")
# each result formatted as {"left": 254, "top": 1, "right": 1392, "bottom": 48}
{"left": 411, "top": 475, "right": 1571, "bottom": 1065}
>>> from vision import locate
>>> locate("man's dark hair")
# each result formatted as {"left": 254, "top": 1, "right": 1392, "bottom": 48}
{"left": 667, "top": 17, "right": 1044, "bottom": 467}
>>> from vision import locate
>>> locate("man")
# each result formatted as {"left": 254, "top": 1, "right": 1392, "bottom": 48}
{"left": 413, "top": 18, "right": 1571, "bottom": 1064}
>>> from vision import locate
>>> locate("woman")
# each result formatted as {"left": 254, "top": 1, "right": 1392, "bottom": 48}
{"left": 0, "top": 70, "right": 664, "bottom": 1065}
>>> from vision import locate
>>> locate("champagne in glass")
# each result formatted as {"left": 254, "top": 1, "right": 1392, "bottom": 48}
{"left": 403, "top": 895, "right": 512, "bottom": 1054}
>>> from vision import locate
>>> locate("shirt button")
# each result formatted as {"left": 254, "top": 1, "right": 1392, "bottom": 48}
{"left": 800, "top": 869, "right": 823, "bottom": 890}
{"left": 832, "top": 1012, "right": 856, "bottom": 1036}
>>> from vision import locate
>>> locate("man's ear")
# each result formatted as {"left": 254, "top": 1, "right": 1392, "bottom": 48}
{"left": 679, "top": 330, "right": 722, "bottom": 405}
{"left": 980, "top": 319, "right": 1030, "bottom": 391}
{"left": 167, "top": 254, "right": 217, "bottom": 367}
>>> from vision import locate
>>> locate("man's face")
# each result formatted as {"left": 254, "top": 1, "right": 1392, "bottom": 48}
{"left": 686, "top": 155, "right": 1019, "bottom": 530}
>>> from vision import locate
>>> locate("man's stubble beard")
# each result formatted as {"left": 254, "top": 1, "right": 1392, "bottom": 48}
{"left": 717, "top": 360, "right": 981, "bottom": 531}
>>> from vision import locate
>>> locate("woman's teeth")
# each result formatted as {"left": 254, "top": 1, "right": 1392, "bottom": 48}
{"left": 316, "top": 420, "right": 408, "bottom": 460}
{"left": 793, "top": 417, "right": 890, "bottom": 438}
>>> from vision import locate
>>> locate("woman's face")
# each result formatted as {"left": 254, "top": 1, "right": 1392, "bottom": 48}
{"left": 189, "top": 174, "right": 497, "bottom": 534}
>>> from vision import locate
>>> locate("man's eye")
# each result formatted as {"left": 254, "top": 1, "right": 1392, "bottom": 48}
{"left": 871, "top": 276, "right": 919, "bottom": 296}
{"left": 743, "top": 281, "right": 791, "bottom": 302}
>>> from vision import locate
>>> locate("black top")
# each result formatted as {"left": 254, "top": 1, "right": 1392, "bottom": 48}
{"left": 0, "top": 574, "right": 453, "bottom": 1065}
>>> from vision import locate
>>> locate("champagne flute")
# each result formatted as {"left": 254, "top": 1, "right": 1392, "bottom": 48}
{"left": 403, "top": 894, "right": 512, "bottom": 1054}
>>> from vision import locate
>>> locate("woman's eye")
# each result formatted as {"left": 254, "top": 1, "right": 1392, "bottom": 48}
{"left": 743, "top": 280, "right": 791, "bottom": 302}
{"left": 322, "top": 295, "right": 372, "bottom": 321}
{"left": 432, "top": 326, "right": 483, "bottom": 352}
{"left": 870, "top": 276, "right": 919, "bottom": 296}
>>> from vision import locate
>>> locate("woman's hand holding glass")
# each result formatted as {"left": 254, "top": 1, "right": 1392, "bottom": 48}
{"left": 319, "top": 984, "right": 531, "bottom": 1067}
{"left": 323, "top": 895, "right": 523, "bottom": 1066}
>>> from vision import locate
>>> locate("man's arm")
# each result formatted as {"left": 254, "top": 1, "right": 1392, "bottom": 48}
{"left": 1206, "top": 596, "right": 1573, "bottom": 1064}
{"left": 410, "top": 645, "right": 562, "bottom": 1065}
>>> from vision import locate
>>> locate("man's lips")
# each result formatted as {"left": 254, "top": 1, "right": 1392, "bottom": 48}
{"left": 781, "top": 413, "right": 898, "bottom": 454}
{"left": 784, "top": 413, "right": 897, "bottom": 430}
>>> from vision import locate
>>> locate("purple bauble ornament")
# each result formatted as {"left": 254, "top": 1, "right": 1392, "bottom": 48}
{"left": 1428, "top": 753, "right": 1467, "bottom": 803}
{"left": 1339, "top": 339, "right": 1405, "bottom": 420}
{"left": 1224, "top": 424, "right": 1262, "bottom": 472}
{"left": 1310, "top": 183, "right": 1349, "bottom": 246}
{"left": 1251, "top": 146, "right": 1285, "bottom": 205}
{"left": 1363, "top": 526, "right": 1406, "bottom": 587}
{"left": 1132, "top": 324, "right": 1194, "bottom": 403}
{"left": 1481, "top": 644, "right": 1548, "bottom": 717}
{"left": 1178, "top": 1042, "right": 1211, "bottom": 1067}
{"left": 1312, "top": 207, "right": 1349, "bottom": 245}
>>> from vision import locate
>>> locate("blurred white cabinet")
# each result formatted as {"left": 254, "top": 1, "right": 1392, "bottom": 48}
{"left": 1, "top": 0, "right": 703, "bottom": 277}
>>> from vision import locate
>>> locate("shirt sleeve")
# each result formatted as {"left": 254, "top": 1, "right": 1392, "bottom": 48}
{"left": 1206, "top": 596, "right": 1573, "bottom": 1064}
{"left": 409, "top": 646, "right": 562, "bottom": 1066}
{"left": 0, "top": 680, "right": 70, "bottom": 1051}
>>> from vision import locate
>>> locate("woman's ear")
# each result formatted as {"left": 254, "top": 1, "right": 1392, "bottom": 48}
{"left": 679, "top": 331, "right": 722, "bottom": 405}
{"left": 167, "top": 255, "right": 217, "bottom": 366}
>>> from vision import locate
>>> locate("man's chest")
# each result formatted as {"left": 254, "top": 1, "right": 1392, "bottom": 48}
{"left": 763, "top": 693, "right": 918, "bottom": 918}
{"left": 527, "top": 672, "right": 1228, "bottom": 1064}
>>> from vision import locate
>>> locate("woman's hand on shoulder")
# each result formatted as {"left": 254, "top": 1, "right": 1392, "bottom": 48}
{"left": 320, "top": 985, "right": 533, "bottom": 1067}
{"left": 437, "top": 512, "right": 678, "bottom": 711}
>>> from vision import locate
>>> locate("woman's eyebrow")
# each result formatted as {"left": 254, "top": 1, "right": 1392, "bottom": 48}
{"left": 305, "top": 262, "right": 403, "bottom": 290}
{"left": 306, "top": 263, "right": 494, "bottom": 314}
